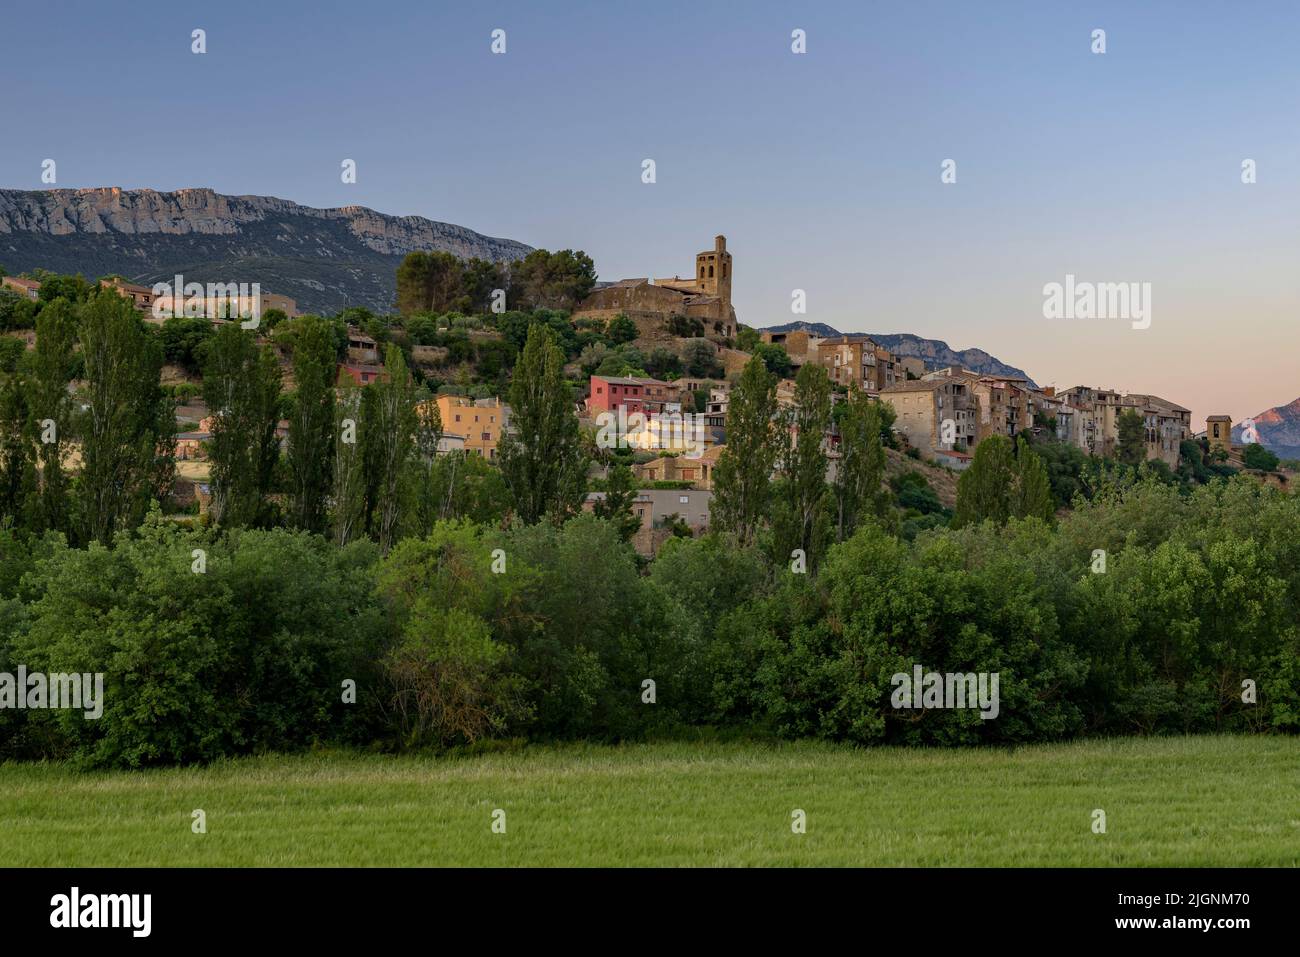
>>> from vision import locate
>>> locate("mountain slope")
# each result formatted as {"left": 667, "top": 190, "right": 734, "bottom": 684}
{"left": 759, "top": 321, "right": 1037, "bottom": 386}
{"left": 1233, "top": 397, "right": 1300, "bottom": 458}
{"left": 0, "top": 187, "right": 533, "bottom": 314}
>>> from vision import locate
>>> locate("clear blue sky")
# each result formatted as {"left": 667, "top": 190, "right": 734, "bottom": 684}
{"left": 3, "top": 0, "right": 1298, "bottom": 426}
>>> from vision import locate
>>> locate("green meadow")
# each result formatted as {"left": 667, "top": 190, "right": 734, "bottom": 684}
{"left": 2, "top": 736, "right": 1296, "bottom": 867}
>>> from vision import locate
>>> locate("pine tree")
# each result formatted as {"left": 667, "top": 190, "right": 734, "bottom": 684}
{"left": 712, "top": 354, "right": 779, "bottom": 545}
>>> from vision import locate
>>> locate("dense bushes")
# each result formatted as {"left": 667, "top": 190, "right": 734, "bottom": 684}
{"left": 1, "top": 476, "right": 1297, "bottom": 768}
{"left": 1, "top": 514, "right": 385, "bottom": 766}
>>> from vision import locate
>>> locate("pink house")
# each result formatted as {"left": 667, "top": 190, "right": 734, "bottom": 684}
{"left": 587, "top": 375, "right": 670, "bottom": 416}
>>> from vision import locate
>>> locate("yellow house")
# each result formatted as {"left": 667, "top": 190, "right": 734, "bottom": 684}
{"left": 431, "top": 395, "right": 509, "bottom": 460}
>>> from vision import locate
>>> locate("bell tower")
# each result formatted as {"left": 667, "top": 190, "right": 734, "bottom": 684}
{"left": 694, "top": 234, "right": 731, "bottom": 310}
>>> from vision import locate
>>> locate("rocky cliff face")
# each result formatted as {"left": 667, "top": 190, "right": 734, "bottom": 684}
{"left": 1233, "top": 397, "right": 1300, "bottom": 459}
{"left": 0, "top": 187, "right": 533, "bottom": 313}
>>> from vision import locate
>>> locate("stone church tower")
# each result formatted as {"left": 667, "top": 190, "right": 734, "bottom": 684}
{"left": 696, "top": 235, "right": 732, "bottom": 313}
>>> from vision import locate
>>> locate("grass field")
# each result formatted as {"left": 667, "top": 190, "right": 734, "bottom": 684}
{"left": 2, "top": 736, "right": 1297, "bottom": 866}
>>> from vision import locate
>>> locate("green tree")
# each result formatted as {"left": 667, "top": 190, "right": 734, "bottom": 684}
{"left": 1116, "top": 408, "right": 1146, "bottom": 467}
{"left": 287, "top": 315, "right": 337, "bottom": 532}
{"left": 508, "top": 249, "right": 597, "bottom": 311}
{"left": 396, "top": 251, "right": 465, "bottom": 315}
{"left": 157, "top": 315, "right": 214, "bottom": 374}
{"left": 712, "top": 354, "right": 779, "bottom": 544}
{"left": 752, "top": 342, "right": 793, "bottom": 378}
{"left": 774, "top": 363, "right": 832, "bottom": 566}
{"left": 593, "top": 463, "right": 641, "bottom": 542}
{"left": 461, "top": 258, "right": 507, "bottom": 314}
{"left": 606, "top": 314, "right": 637, "bottom": 345}
{"left": 1242, "top": 442, "right": 1279, "bottom": 472}
{"left": 366, "top": 345, "right": 421, "bottom": 552}
{"left": 683, "top": 339, "right": 724, "bottom": 378}
{"left": 1014, "top": 436, "right": 1055, "bottom": 522}
{"left": 332, "top": 385, "right": 367, "bottom": 546}
{"left": 835, "top": 385, "right": 888, "bottom": 541}
{"left": 28, "top": 298, "right": 77, "bottom": 534}
{"left": 77, "top": 290, "right": 170, "bottom": 544}
{"left": 498, "top": 324, "right": 587, "bottom": 524}
{"left": 202, "top": 324, "right": 282, "bottom": 527}
{"left": 0, "top": 373, "right": 35, "bottom": 530}
{"left": 953, "top": 434, "right": 1016, "bottom": 527}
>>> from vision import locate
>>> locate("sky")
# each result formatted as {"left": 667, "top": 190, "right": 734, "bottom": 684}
{"left": 3, "top": 0, "right": 1298, "bottom": 429}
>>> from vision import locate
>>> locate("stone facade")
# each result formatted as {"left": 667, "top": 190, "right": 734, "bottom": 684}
{"left": 881, "top": 378, "right": 976, "bottom": 457}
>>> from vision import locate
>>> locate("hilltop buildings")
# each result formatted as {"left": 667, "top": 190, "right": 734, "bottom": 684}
{"left": 757, "top": 329, "right": 1193, "bottom": 469}
{"left": 571, "top": 235, "right": 737, "bottom": 340}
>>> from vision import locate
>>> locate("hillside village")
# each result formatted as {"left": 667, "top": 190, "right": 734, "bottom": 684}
{"left": 0, "top": 233, "right": 1283, "bottom": 558}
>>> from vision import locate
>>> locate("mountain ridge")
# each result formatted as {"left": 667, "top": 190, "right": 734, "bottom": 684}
{"left": 759, "top": 320, "right": 1038, "bottom": 387}
{"left": 0, "top": 187, "right": 533, "bottom": 314}
{"left": 1233, "top": 396, "right": 1300, "bottom": 459}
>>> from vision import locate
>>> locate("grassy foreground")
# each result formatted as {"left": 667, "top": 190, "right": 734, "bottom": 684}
{"left": 2, "top": 736, "right": 1297, "bottom": 866}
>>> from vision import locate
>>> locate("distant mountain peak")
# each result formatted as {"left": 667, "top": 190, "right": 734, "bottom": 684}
{"left": 1233, "top": 396, "right": 1300, "bottom": 458}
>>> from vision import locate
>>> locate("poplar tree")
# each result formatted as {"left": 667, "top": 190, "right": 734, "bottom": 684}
{"left": 774, "top": 363, "right": 832, "bottom": 565}
{"left": 287, "top": 314, "right": 337, "bottom": 532}
{"left": 202, "top": 324, "right": 282, "bottom": 527}
{"left": 366, "top": 345, "right": 420, "bottom": 552}
{"left": 78, "top": 290, "right": 169, "bottom": 544}
{"left": 0, "top": 373, "right": 35, "bottom": 530}
{"left": 28, "top": 298, "right": 77, "bottom": 534}
{"left": 332, "top": 385, "right": 367, "bottom": 547}
{"left": 712, "top": 354, "right": 779, "bottom": 545}
{"left": 497, "top": 324, "right": 586, "bottom": 524}
{"left": 834, "top": 384, "right": 888, "bottom": 541}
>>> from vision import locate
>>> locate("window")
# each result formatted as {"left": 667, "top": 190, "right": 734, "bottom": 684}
{"left": 708, "top": 265, "right": 714, "bottom": 278}
{"left": 679, "top": 495, "right": 689, "bottom": 504}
